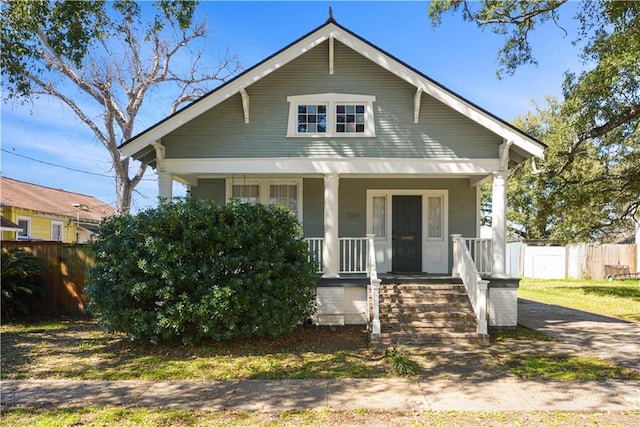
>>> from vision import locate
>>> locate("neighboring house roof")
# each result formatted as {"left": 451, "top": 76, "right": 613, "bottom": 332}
{"left": 1, "top": 216, "right": 21, "bottom": 231}
{"left": 119, "top": 18, "right": 546, "bottom": 162}
{"left": 0, "top": 177, "right": 114, "bottom": 223}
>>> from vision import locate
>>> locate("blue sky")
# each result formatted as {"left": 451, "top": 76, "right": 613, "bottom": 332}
{"left": 1, "top": 1, "right": 583, "bottom": 213}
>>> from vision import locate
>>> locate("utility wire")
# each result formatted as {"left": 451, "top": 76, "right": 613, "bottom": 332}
{"left": 1, "top": 148, "right": 155, "bottom": 181}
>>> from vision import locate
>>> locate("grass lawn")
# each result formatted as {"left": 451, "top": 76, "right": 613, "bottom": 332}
{"left": 2, "top": 407, "right": 640, "bottom": 427}
{"left": 0, "top": 321, "right": 388, "bottom": 380}
{"left": 518, "top": 278, "right": 640, "bottom": 321}
{"left": 2, "top": 318, "right": 638, "bottom": 382}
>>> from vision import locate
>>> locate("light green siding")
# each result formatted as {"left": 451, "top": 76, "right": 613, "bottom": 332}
{"left": 190, "top": 179, "right": 226, "bottom": 204}
{"left": 302, "top": 178, "right": 324, "bottom": 237}
{"left": 163, "top": 40, "right": 501, "bottom": 160}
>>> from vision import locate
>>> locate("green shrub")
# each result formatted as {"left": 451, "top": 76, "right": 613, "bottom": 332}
{"left": 1, "top": 248, "right": 46, "bottom": 320}
{"left": 86, "top": 198, "right": 318, "bottom": 344}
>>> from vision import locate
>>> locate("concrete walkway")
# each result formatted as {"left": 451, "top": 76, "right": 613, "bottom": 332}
{"left": 2, "top": 378, "right": 639, "bottom": 412}
{"left": 518, "top": 298, "right": 640, "bottom": 370}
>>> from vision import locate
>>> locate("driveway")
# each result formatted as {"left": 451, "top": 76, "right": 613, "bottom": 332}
{"left": 518, "top": 298, "right": 640, "bottom": 370}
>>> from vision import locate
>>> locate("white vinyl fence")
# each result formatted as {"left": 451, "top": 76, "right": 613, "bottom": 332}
{"left": 507, "top": 242, "right": 638, "bottom": 279}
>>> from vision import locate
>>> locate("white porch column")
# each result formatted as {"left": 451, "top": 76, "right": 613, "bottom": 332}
{"left": 323, "top": 174, "right": 340, "bottom": 278}
{"left": 491, "top": 171, "right": 507, "bottom": 276}
{"left": 158, "top": 171, "right": 173, "bottom": 202}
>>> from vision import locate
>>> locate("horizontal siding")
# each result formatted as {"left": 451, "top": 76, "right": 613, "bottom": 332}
{"left": 303, "top": 178, "right": 324, "bottom": 238}
{"left": 164, "top": 40, "right": 501, "bottom": 160}
{"left": 190, "top": 179, "right": 226, "bottom": 205}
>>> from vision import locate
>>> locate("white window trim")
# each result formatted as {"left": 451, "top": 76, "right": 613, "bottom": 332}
{"left": 51, "top": 220, "right": 64, "bottom": 242}
{"left": 226, "top": 178, "right": 303, "bottom": 222}
{"left": 17, "top": 216, "right": 31, "bottom": 238}
{"left": 286, "top": 93, "right": 376, "bottom": 138}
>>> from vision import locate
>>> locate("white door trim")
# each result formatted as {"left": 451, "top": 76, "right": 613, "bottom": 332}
{"left": 366, "top": 189, "right": 449, "bottom": 274}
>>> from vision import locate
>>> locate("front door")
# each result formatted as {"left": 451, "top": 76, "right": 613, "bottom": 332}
{"left": 392, "top": 196, "right": 422, "bottom": 272}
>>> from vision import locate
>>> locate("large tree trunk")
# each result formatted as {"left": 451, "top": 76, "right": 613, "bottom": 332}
{"left": 112, "top": 155, "right": 147, "bottom": 215}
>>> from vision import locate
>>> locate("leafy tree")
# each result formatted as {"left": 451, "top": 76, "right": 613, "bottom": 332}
{"left": 1, "top": 248, "right": 46, "bottom": 320}
{"left": 86, "top": 199, "right": 318, "bottom": 345}
{"left": 1, "top": 1, "right": 239, "bottom": 214}
{"left": 509, "top": 98, "right": 613, "bottom": 242}
{"left": 430, "top": 1, "right": 640, "bottom": 240}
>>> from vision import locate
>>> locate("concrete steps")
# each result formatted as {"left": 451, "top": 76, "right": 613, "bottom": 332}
{"left": 370, "top": 282, "right": 489, "bottom": 346}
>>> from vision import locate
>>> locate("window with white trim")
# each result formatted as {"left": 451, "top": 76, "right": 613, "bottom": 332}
{"left": 372, "top": 196, "right": 387, "bottom": 238}
{"left": 336, "top": 104, "right": 366, "bottom": 133}
{"left": 232, "top": 184, "right": 260, "bottom": 204}
{"left": 427, "top": 196, "right": 443, "bottom": 239}
{"left": 51, "top": 221, "right": 63, "bottom": 242}
{"left": 17, "top": 217, "right": 30, "bottom": 239}
{"left": 228, "top": 179, "right": 302, "bottom": 221}
{"left": 287, "top": 93, "right": 376, "bottom": 137}
{"left": 297, "top": 104, "right": 327, "bottom": 134}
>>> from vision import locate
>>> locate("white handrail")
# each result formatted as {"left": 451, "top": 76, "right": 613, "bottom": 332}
{"left": 451, "top": 234, "right": 488, "bottom": 335}
{"left": 462, "top": 237, "right": 493, "bottom": 275}
{"left": 366, "top": 234, "right": 381, "bottom": 335}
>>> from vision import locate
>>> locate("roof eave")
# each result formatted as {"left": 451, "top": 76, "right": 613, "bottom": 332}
{"left": 120, "top": 20, "right": 545, "bottom": 161}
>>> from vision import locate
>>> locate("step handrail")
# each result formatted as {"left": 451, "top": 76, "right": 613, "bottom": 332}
{"left": 366, "top": 234, "right": 381, "bottom": 335}
{"left": 451, "top": 234, "right": 489, "bottom": 335}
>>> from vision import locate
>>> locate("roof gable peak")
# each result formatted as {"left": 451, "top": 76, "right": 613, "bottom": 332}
{"left": 120, "top": 17, "right": 544, "bottom": 160}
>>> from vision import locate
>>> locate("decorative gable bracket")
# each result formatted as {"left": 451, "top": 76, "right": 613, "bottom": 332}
{"left": 414, "top": 88, "right": 423, "bottom": 124}
{"left": 240, "top": 88, "right": 250, "bottom": 124}
{"left": 329, "top": 34, "right": 335, "bottom": 75}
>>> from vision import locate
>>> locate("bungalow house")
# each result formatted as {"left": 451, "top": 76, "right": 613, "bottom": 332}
{"left": 1, "top": 177, "right": 114, "bottom": 243}
{"left": 119, "top": 17, "right": 545, "bottom": 344}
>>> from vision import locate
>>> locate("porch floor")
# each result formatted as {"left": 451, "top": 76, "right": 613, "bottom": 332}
{"left": 317, "top": 273, "right": 518, "bottom": 287}
{"left": 318, "top": 273, "right": 462, "bottom": 286}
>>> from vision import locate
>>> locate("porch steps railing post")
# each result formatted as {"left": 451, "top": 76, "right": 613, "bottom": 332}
{"left": 366, "top": 234, "right": 381, "bottom": 335}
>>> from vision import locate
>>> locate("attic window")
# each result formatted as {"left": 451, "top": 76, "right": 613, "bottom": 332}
{"left": 287, "top": 93, "right": 375, "bottom": 137}
{"left": 297, "top": 104, "right": 327, "bottom": 134}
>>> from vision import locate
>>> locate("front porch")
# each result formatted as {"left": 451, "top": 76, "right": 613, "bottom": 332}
{"left": 310, "top": 235, "right": 520, "bottom": 345}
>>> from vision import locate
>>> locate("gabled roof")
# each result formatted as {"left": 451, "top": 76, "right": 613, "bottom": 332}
{"left": 1, "top": 216, "right": 21, "bottom": 231}
{"left": 0, "top": 177, "right": 114, "bottom": 223}
{"left": 120, "top": 18, "right": 545, "bottom": 160}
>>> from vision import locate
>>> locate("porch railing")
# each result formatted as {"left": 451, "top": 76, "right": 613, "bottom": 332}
{"left": 462, "top": 237, "right": 493, "bottom": 275}
{"left": 306, "top": 235, "right": 381, "bottom": 335}
{"left": 305, "top": 237, "right": 369, "bottom": 274}
{"left": 340, "top": 237, "right": 369, "bottom": 273}
{"left": 451, "top": 234, "right": 489, "bottom": 335}
{"left": 306, "top": 238, "right": 324, "bottom": 274}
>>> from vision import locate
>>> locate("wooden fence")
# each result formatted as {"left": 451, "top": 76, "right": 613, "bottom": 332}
{"left": 566, "top": 243, "right": 638, "bottom": 279}
{"left": 2, "top": 241, "right": 93, "bottom": 315}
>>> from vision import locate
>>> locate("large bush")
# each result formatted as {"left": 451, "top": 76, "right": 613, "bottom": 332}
{"left": 1, "top": 248, "right": 46, "bottom": 320}
{"left": 86, "top": 199, "right": 317, "bottom": 344}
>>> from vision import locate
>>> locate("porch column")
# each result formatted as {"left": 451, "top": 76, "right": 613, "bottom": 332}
{"left": 158, "top": 172, "right": 173, "bottom": 202}
{"left": 491, "top": 171, "right": 507, "bottom": 275}
{"left": 323, "top": 174, "right": 340, "bottom": 278}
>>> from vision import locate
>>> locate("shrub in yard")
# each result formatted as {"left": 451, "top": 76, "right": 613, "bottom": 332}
{"left": 1, "top": 248, "right": 46, "bottom": 320}
{"left": 86, "top": 198, "right": 318, "bottom": 344}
